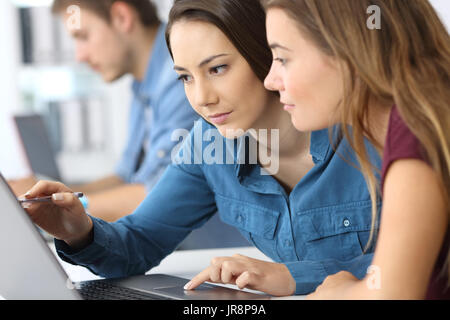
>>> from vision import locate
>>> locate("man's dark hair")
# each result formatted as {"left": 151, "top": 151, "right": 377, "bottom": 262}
{"left": 52, "top": 0, "right": 160, "bottom": 27}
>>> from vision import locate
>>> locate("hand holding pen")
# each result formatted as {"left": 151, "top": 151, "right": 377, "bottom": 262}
{"left": 20, "top": 180, "right": 93, "bottom": 249}
{"left": 18, "top": 192, "right": 84, "bottom": 204}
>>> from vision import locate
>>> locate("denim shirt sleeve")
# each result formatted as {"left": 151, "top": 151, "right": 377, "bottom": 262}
{"left": 284, "top": 253, "right": 374, "bottom": 295}
{"left": 55, "top": 154, "right": 217, "bottom": 278}
{"left": 115, "top": 96, "right": 145, "bottom": 183}
{"left": 131, "top": 80, "right": 198, "bottom": 192}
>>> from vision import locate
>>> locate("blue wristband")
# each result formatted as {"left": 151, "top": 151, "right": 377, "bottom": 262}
{"left": 79, "top": 195, "right": 89, "bottom": 210}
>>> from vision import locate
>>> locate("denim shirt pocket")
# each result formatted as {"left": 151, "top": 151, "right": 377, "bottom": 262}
{"left": 215, "top": 194, "right": 281, "bottom": 258}
{"left": 297, "top": 201, "right": 376, "bottom": 261}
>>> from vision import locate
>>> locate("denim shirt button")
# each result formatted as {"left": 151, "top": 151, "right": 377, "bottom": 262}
{"left": 284, "top": 240, "right": 291, "bottom": 247}
{"left": 343, "top": 219, "right": 351, "bottom": 227}
{"left": 237, "top": 215, "right": 244, "bottom": 223}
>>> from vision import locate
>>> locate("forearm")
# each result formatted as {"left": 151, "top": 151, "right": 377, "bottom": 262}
{"left": 285, "top": 253, "right": 374, "bottom": 295}
{"left": 55, "top": 216, "right": 168, "bottom": 278}
{"left": 86, "top": 184, "right": 147, "bottom": 222}
{"left": 310, "top": 269, "right": 430, "bottom": 300}
{"left": 69, "top": 175, "right": 125, "bottom": 195}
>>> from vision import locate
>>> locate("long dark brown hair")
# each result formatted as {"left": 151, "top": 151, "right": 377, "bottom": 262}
{"left": 165, "top": 0, "right": 273, "bottom": 84}
{"left": 265, "top": 0, "right": 450, "bottom": 282}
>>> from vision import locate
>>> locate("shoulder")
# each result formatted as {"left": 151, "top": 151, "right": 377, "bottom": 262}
{"left": 384, "top": 107, "right": 426, "bottom": 161}
{"left": 381, "top": 106, "right": 427, "bottom": 189}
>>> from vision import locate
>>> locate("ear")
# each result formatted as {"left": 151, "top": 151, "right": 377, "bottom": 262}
{"left": 109, "top": 2, "right": 136, "bottom": 33}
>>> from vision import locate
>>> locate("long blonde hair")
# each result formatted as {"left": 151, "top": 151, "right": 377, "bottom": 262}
{"left": 264, "top": 0, "right": 450, "bottom": 280}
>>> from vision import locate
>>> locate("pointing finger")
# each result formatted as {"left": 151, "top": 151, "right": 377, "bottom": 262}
{"left": 184, "top": 266, "right": 213, "bottom": 291}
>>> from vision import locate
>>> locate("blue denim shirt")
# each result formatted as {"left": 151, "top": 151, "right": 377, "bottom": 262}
{"left": 115, "top": 23, "right": 199, "bottom": 191}
{"left": 56, "top": 120, "right": 381, "bottom": 295}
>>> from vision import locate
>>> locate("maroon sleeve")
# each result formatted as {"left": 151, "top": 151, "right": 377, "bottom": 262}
{"left": 381, "top": 106, "right": 450, "bottom": 299}
{"left": 381, "top": 106, "right": 427, "bottom": 191}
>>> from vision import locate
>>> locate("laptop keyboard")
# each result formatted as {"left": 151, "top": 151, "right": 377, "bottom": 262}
{"left": 77, "top": 281, "right": 169, "bottom": 300}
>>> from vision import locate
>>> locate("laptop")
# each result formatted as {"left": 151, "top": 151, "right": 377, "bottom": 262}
{"left": 0, "top": 174, "right": 269, "bottom": 300}
{"left": 14, "top": 114, "right": 62, "bottom": 181}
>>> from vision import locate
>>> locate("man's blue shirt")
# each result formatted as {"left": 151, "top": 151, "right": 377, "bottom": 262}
{"left": 56, "top": 120, "right": 381, "bottom": 295}
{"left": 115, "top": 23, "right": 199, "bottom": 191}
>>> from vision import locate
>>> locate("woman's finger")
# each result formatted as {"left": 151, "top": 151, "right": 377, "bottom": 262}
{"left": 184, "top": 267, "right": 213, "bottom": 290}
{"left": 25, "top": 180, "right": 72, "bottom": 199}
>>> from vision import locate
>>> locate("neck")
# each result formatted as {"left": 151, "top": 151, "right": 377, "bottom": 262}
{"left": 250, "top": 94, "right": 310, "bottom": 157}
{"left": 130, "top": 24, "right": 160, "bottom": 81}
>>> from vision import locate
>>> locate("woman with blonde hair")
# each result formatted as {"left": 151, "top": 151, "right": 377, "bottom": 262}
{"left": 263, "top": 0, "right": 449, "bottom": 299}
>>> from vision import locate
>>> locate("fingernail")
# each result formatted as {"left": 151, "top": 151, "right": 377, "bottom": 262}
{"left": 184, "top": 281, "right": 192, "bottom": 290}
{"left": 22, "top": 202, "right": 32, "bottom": 209}
{"left": 25, "top": 191, "right": 31, "bottom": 197}
{"left": 52, "top": 193, "right": 64, "bottom": 201}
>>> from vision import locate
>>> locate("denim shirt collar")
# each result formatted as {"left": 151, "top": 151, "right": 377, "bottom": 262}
{"left": 309, "top": 128, "right": 332, "bottom": 163}
{"left": 131, "top": 23, "right": 167, "bottom": 106}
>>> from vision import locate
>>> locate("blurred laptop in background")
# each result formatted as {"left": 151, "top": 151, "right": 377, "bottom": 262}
{"left": 14, "top": 114, "right": 63, "bottom": 182}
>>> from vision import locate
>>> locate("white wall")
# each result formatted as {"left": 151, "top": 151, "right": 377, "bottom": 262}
{"left": 0, "top": 1, "right": 30, "bottom": 179}
{"left": 430, "top": 0, "right": 450, "bottom": 30}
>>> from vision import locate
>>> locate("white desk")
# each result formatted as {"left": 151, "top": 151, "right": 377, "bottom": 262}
{"left": 1, "top": 243, "right": 305, "bottom": 300}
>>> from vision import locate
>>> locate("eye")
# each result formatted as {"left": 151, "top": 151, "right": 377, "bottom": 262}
{"left": 274, "top": 57, "right": 287, "bottom": 65}
{"left": 210, "top": 64, "right": 228, "bottom": 75}
{"left": 177, "top": 74, "right": 193, "bottom": 84}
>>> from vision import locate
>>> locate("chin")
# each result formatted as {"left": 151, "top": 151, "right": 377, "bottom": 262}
{"left": 101, "top": 71, "right": 125, "bottom": 83}
{"left": 291, "top": 117, "right": 322, "bottom": 133}
{"left": 217, "top": 123, "right": 249, "bottom": 140}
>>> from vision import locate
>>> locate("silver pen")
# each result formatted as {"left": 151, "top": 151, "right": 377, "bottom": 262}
{"left": 18, "top": 192, "right": 84, "bottom": 204}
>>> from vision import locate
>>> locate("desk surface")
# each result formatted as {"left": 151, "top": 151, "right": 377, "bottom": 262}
{"left": 1, "top": 243, "right": 305, "bottom": 300}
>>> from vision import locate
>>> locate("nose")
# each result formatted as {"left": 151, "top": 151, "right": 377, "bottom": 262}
{"left": 194, "top": 79, "right": 218, "bottom": 108}
{"left": 264, "top": 62, "right": 284, "bottom": 92}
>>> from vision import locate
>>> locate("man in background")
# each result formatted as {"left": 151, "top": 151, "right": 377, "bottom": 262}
{"left": 9, "top": 0, "right": 198, "bottom": 222}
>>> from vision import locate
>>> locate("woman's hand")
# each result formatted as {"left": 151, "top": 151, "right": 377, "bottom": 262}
{"left": 20, "top": 180, "right": 93, "bottom": 250}
{"left": 306, "top": 271, "right": 359, "bottom": 300}
{"left": 184, "top": 254, "right": 296, "bottom": 297}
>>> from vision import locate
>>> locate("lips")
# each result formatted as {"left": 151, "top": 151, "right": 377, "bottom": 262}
{"left": 283, "top": 104, "right": 296, "bottom": 111}
{"left": 281, "top": 101, "right": 296, "bottom": 111}
{"left": 208, "top": 111, "right": 233, "bottom": 125}
{"left": 90, "top": 63, "right": 101, "bottom": 71}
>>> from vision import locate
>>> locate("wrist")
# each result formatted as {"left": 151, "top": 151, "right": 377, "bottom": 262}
{"left": 278, "top": 263, "right": 296, "bottom": 296}
{"left": 65, "top": 216, "right": 94, "bottom": 251}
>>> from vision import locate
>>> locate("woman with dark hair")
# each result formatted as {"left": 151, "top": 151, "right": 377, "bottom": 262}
{"left": 22, "top": 0, "right": 380, "bottom": 296}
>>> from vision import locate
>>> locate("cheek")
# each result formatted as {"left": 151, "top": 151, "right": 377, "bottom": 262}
{"left": 284, "top": 68, "right": 338, "bottom": 131}
{"left": 95, "top": 32, "right": 123, "bottom": 61}
{"left": 231, "top": 81, "right": 267, "bottom": 124}
{"left": 284, "top": 71, "right": 302, "bottom": 100}
{"left": 231, "top": 70, "right": 267, "bottom": 111}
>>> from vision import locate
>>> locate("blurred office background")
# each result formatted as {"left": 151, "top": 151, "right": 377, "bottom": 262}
{"left": 0, "top": 0, "right": 449, "bottom": 183}
{"left": 0, "top": 0, "right": 174, "bottom": 183}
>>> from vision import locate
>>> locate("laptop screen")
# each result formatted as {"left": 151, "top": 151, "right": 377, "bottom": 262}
{"left": 14, "top": 114, "right": 61, "bottom": 181}
{"left": 0, "top": 173, "right": 78, "bottom": 299}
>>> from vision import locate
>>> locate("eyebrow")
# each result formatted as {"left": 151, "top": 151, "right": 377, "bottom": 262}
{"left": 174, "top": 53, "right": 230, "bottom": 72}
{"left": 269, "top": 43, "right": 292, "bottom": 51}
